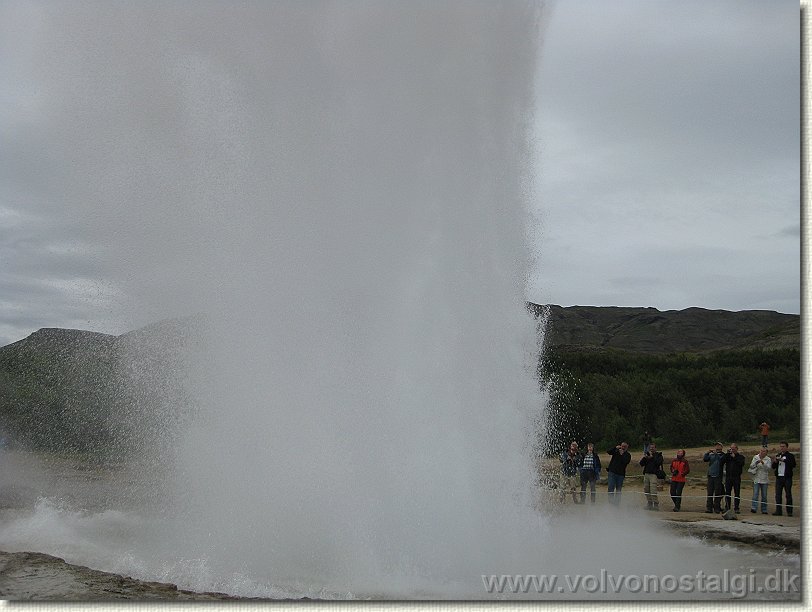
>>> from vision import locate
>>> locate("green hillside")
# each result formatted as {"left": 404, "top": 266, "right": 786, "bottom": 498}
{"left": 0, "top": 321, "right": 198, "bottom": 460}
{"left": 530, "top": 304, "right": 801, "bottom": 452}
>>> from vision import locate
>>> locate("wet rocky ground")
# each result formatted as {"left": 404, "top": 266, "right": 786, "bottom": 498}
{"left": 662, "top": 515, "right": 800, "bottom": 552}
{"left": 0, "top": 512, "right": 800, "bottom": 601}
{"left": 0, "top": 550, "right": 245, "bottom": 600}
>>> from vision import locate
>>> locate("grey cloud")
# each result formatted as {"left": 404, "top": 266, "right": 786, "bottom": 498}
{"left": 777, "top": 225, "right": 801, "bottom": 238}
{"left": 528, "top": 1, "right": 799, "bottom": 314}
{"left": 608, "top": 276, "right": 665, "bottom": 289}
{"left": 535, "top": 1, "right": 799, "bottom": 225}
{"left": 533, "top": 233, "right": 799, "bottom": 314}
{"left": 0, "top": 276, "right": 110, "bottom": 346}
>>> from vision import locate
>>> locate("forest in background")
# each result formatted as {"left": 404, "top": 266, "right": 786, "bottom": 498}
{"left": 540, "top": 346, "right": 800, "bottom": 452}
{"left": 532, "top": 304, "right": 800, "bottom": 452}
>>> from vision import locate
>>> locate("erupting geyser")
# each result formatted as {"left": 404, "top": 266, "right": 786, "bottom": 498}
{"left": 159, "top": 2, "right": 548, "bottom": 596}
{"left": 10, "top": 0, "right": 547, "bottom": 597}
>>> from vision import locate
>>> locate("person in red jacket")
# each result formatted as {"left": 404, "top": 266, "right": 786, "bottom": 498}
{"left": 759, "top": 422, "right": 770, "bottom": 448}
{"left": 669, "top": 449, "right": 690, "bottom": 512}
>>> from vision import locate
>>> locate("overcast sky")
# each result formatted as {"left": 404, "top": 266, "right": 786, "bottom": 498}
{"left": 526, "top": 0, "right": 800, "bottom": 314}
{"left": 0, "top": 1, "right": 802, "bottom": 347}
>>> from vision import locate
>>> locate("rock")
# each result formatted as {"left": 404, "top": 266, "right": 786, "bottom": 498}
{"left": 664, "top": 519, "right": 800, "bottom": 552}
{"left": 0, "top": 550, "right": 244, "bottom": 600}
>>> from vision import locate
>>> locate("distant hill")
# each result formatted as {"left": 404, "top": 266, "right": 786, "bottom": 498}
{"left": 0, "top": 319, "right": 200, "bottom": 458}
{"left": 529, "top": 305, "right": 800, "bottom": 451}
{"left": 0, "top": 307, "right": 801, "bottom": 456}
{"left": 528, "top": 304, "right": 800, "bottom": 354}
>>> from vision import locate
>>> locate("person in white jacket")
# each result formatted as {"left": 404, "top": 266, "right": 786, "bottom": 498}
{"left": 748, "top": 448, "right": 772, "bottom": 514}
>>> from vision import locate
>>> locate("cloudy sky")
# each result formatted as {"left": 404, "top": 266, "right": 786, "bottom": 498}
{"left": 0, "top": 1, "right": 802, "bottom": 347}
{"left": 526, "top": 0, "right": 800, "bottom": 313}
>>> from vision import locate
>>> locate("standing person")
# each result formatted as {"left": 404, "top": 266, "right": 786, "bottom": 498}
{"left": 579, "top": 443, "right": 601, "bottom": 504}
{"left": 559, "top": 441, "right": 582, "bottom": 504}
{"left": 606, "top": 442, "right": 632, "bottom": 505}
{"left": 748, "top": 448, "right": 772, "bottom": 514}
{"left": 721, "top": 443, "right": 745, "bottom": 513}
{"left": 641, "top": 430, "right": 652, "bottom": 455}
{"left": 703, "top": 442, "right": 725, "bottom": 514}
{"left": 669, "top": 449, "right": 690, "bottom": 512}
{"left": 772, "top": 441, "right": 796, "bottom": 516}
{"left": 759, "top": 422, "right": 770, "bottom": 448}
{"left": 639, "top": 442, "right": 663, "bottom": 511}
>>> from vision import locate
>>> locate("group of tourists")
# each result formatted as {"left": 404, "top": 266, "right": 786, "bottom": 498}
{"left": 558, "top": 440, "right": 603, "bottom": 504}
{"left": 696, "top": 442, "right": 795, "bottom": 516}
{"left": 558, "top": 439, "right": 797, "bottom": 516}
{"left": 745, "top": 442, "right": 796, "bottom": 516}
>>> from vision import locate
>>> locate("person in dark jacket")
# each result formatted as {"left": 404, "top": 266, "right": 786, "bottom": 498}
{"left": 669, "top": 449, "right": 690, "bottom": 511}
{"left": 606, "top": 442, "right": 631, "bottom": 505}
{"left": 721, "top": 443, "right": 745, "bottom": 513}
{"left": 772, "top": 441, "right": 797, "bottom": 516}
{"left": 559, "top": 441, "right": 582, "bottom": 504}
{"left": 579, "top": 443, "right": 602, "bottom": 504}
{"left": 703, "top": 442, "right": 725, "bottom": 513}
{"left": 639, "top": 442, "right": 664, "bottom": 510}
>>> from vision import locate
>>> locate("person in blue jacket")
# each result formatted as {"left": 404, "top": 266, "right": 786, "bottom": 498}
{"left": 703, "top": 442, "right": 725, "bottom": 513}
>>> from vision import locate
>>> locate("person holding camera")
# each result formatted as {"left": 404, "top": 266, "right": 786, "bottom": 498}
{"left": 606, "top": 442, "right": 631, "bottom": 505}
{"left": 639, "top": 442, "right": 663, "bottom": 511}
{"left": 772, "top": 441, "right": 796, "bottom": 516}
{"left": 669, "top": 449, "right": 690, "bottom": 512}
{"left": 721, "top": 443, "right": 745, "bottom": 514}
{"left": 748, "top": 447, "right": 772, "bottom": 514}
{"left": 703, "top": 442, "right": 725, "bottom": 514}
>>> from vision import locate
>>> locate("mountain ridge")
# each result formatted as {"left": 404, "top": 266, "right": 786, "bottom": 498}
{"left": 528, "top": 303, "right": 799, "bottom": 354}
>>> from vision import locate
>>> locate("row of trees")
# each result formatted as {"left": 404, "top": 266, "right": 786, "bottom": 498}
{"left": 539, "top": 347, "right": 800, "bottom": 452}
